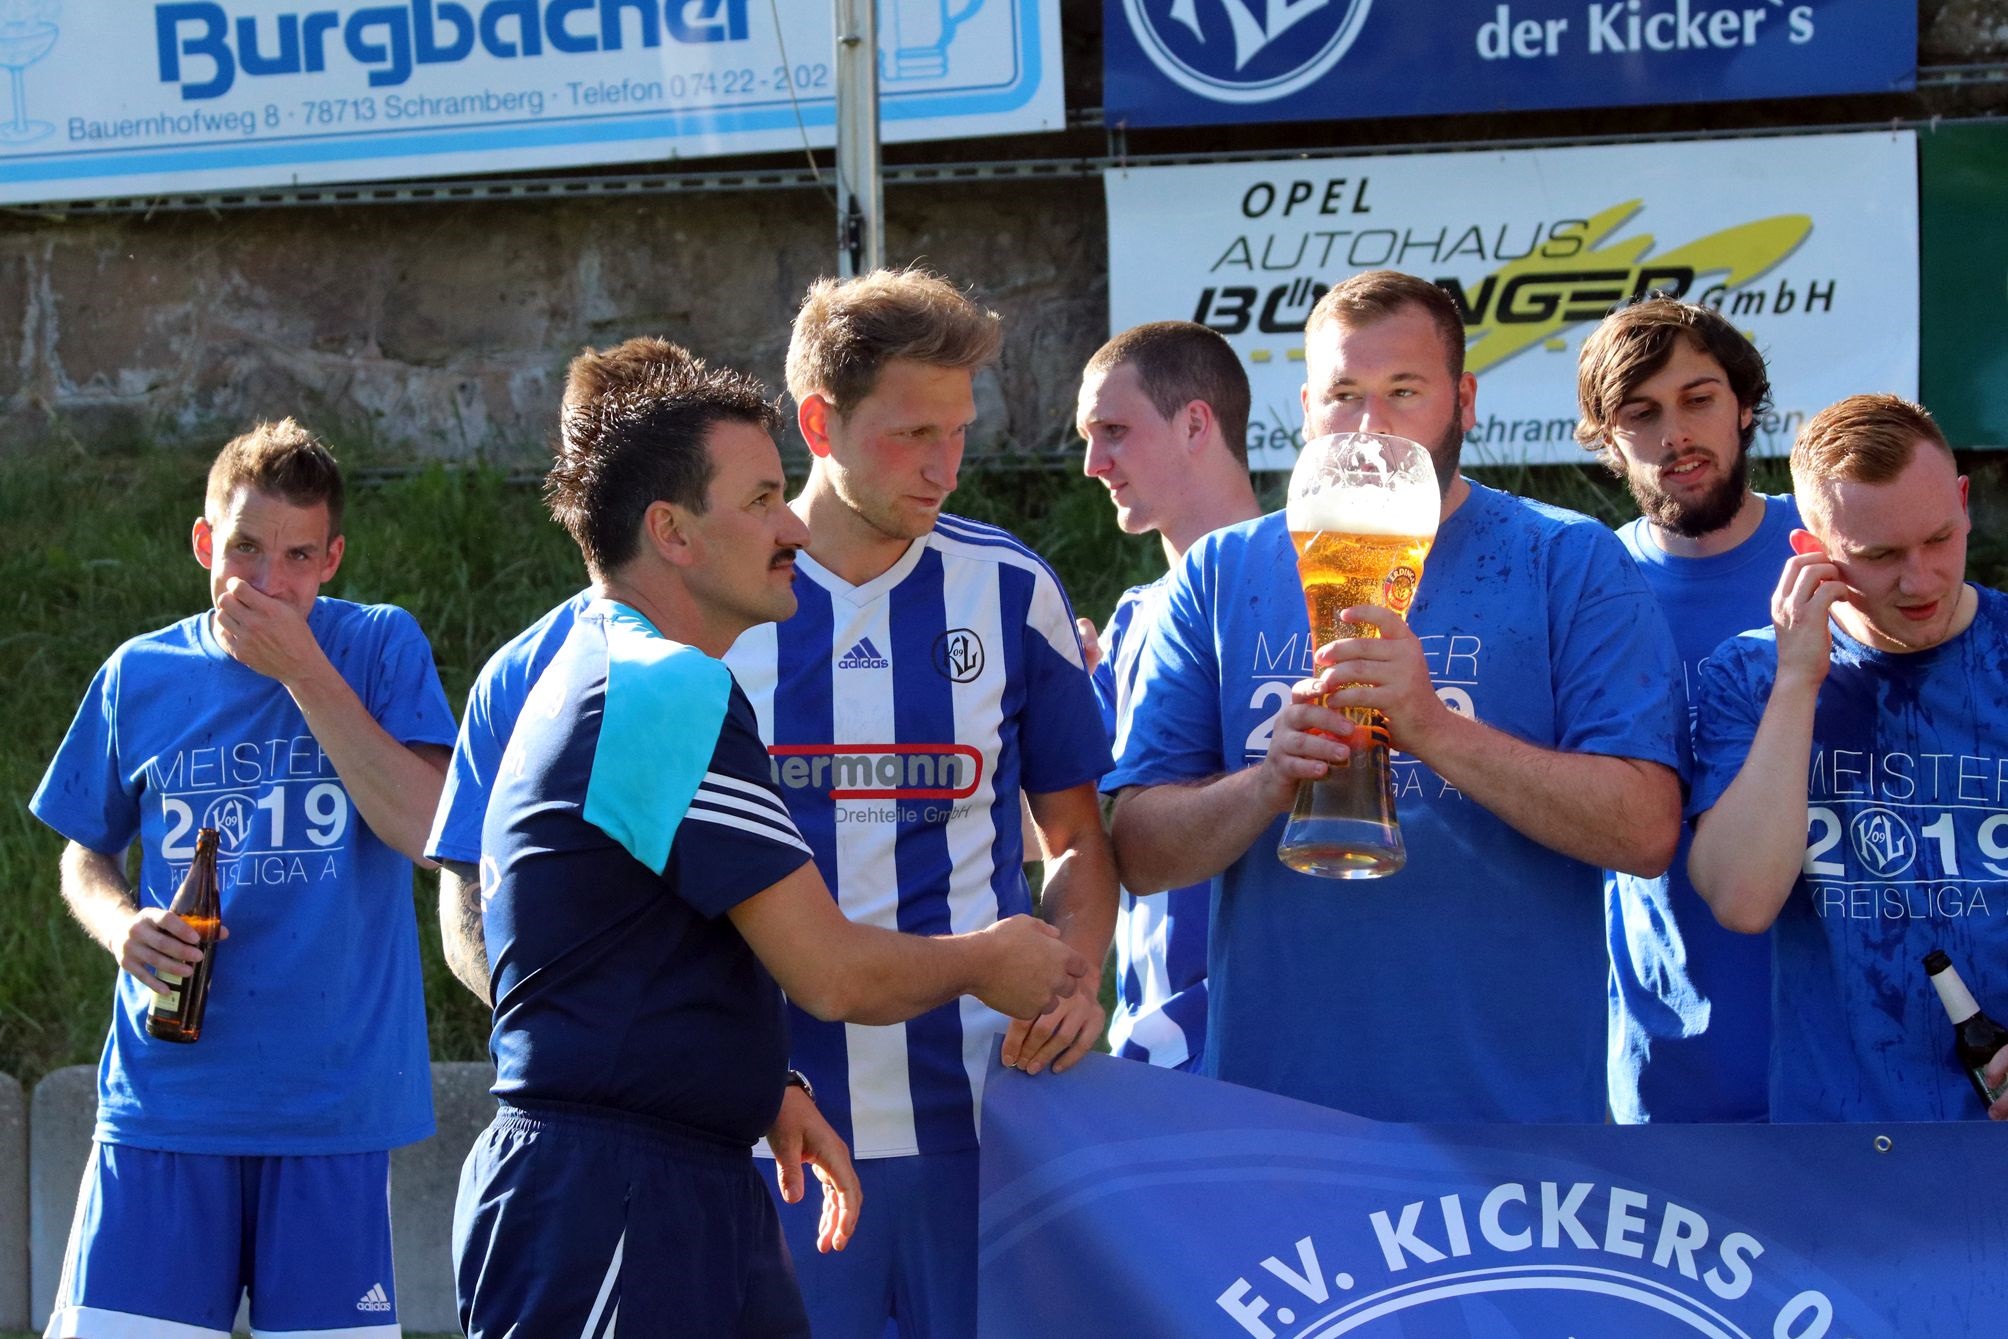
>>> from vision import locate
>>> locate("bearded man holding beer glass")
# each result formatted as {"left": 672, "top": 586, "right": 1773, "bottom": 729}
{"left": 1105, "top": 270, "right": 1685, "bottom": 1122}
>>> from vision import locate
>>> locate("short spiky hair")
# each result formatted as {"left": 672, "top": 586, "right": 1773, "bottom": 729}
{"left": 1574, "top": 295, "right": 1773, "bottom": 470}
{"left": 206, "top": 418, "right": 345, "bottom": 536}
{"left": 1791, "top": 393, "right": 1953, "bottom": 529}
{"left": 785, "top": 268, "right": 1002, "bottom": 413}
{"left": 545, "top": 338, "right": 783, "bottom": 574}
{"left": 1303, "top": 270, "right": 1467, "bottom": 380}
{"left": 1083, "top": 321, "right": 1252, "bottom": 465}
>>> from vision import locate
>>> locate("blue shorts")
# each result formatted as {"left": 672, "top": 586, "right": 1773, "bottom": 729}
{"left": 46, "top": 1143, "right": 397, "bottom": 1338}
{"left": 455, "top": 1101, "right": 809, "bottom": 1339}
{"left": 767, "top": 1148, "right": 978, "bottom": 1339}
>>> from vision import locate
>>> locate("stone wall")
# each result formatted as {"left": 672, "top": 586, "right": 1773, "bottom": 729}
{"left": 1, "top": 1, "right": 2002, "bottom": 461}
{"left": 1, "top": 177, "right": 1107, "bottom": 460}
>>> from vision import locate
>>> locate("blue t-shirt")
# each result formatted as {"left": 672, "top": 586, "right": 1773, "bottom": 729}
{"left": 1094, "top": 579, "right": 1209, "bottom": 1073}
{"left": 1691, "top": 585, "right": 2008, "bottom": 1122}
{"left": 1106, "top": 483, "right": 1686, "bottom": 1123}
{"left": 30, "top": 599, "right": 454, "bottom": 1155}
{"left": 424, "top": 589, "right": 592, "bottom": 868}
{"left": 725, "top": 515, "right": 1111, "bottom": 1158}
{"left": 482, "top": 601, "right": 815, "bottom": 1143}
{"left": 1608, "top": 494, "right": 1800, "bottom": 1123}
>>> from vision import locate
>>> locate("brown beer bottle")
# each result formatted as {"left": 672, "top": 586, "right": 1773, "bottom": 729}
{"left": 1922, "top": 948, "right": 2008, "bottom": 1108}
{"left": 145, "top": 828, "right": 222, "bottom": 1044}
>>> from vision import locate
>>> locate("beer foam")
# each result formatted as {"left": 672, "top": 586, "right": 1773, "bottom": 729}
{"left": 1287, "top": 479, "right": 1439, "bottom": 538}
{"left": 1287, "top": 433, "right": 1440, "bottom": 537}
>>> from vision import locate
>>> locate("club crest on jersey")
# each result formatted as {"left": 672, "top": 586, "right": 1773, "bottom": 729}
{"left": 837, "top": 637, "right": 891, "bottom": 670}
{"left": 768, "top": 743, "right": 984, "bottom": 800}
{"left": 933, "top": 628, "right": 985, "bottom": 683}
{"left": 1123, "top": 0, "right": 1373, "bottom": 104}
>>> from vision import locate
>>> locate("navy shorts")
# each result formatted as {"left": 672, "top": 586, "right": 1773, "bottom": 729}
{"left": 46, "top": 1142, "right": 397, "bottom": 1338}
{"left": 455, "top": 1101, "right": 809, "bottom": 1339}
{"left": 766, "top": 1147, "right": 978, "bottom": 1339}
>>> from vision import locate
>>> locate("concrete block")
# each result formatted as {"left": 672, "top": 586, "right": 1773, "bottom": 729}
{"left": 27, "top": 1061, "right": 496, "bottom": 1336}
{"left": 392, "top": 1061, "right": 497, "bottom": 1335}
{"left": 28, "top": 1065, "right": 94, "bottom": 1333}
{"left": 0, "top": 1074, "right": 27, "bottom": 1330}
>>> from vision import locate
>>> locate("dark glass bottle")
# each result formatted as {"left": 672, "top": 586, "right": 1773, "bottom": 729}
{"left": 1923, "top": 948, "right": 2008, "bottom": 1108}
{"left": 145, "top": 828, "right": 222, "bottom": 1044}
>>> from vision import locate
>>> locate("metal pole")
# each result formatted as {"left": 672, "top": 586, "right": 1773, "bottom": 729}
{"left": 832, "top": 0, "right": 884, "bottom": 277}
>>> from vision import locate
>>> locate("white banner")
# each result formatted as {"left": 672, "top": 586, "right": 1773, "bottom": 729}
{"left": 0, "top": 0, "right": 1061, "bottom": 204}
{"left": 1106, "top": 132, "right": 1920, "bottom": 471}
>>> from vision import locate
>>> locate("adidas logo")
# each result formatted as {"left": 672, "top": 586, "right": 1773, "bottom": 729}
{"left": 356, "top": 1283, "right": 391, "bottom": 1313}
{"left": 837, "top": 637, "right": 890, "bottom": 670}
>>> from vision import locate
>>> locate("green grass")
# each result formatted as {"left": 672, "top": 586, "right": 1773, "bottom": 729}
{"left": 5, "top": 445, "right": 2003, "bottom": 1091}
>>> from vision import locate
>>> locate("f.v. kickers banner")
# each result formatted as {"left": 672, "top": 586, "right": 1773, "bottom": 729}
{"left": 979, "top": 1054, "right": 2008, "bottom": 1338}
{"left": 1106, "top": 0, "right": 1913, "bottom": 129}
{"left": 1106, "top": 131, "right": 1918, "bottom": 471}
{"left": 0, "top": 0, "right": 1061, "bottom": 204}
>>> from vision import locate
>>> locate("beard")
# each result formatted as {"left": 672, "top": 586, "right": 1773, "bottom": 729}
{"left": 1425, "top": 411, "right": 1467, "bottom": 499}
{"left": 1632, "top": 446, "right": 1750, "bottom": 539}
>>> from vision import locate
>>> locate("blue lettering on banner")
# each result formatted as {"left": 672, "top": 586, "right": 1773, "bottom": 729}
{"left": 155, "top": 0, "right": 750, "bottom": 98}
{"left": 1105, "top": 0, "right": 1914, "bottom": 128}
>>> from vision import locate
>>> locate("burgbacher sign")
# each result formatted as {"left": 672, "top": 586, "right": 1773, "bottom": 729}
{"left": 1105, "top": 0, "right": 1913, "bottom": 128}
{"left": 1, "top": 0, "right": 1061, "bottom": 203}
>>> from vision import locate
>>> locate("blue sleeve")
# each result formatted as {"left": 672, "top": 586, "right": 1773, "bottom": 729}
{"left": 1104, "top": 547, "right": 1225, "bottom": 793}
{"left": 1090, "top": 657, "right": 1118, "bottom": 742}
{"left": 667, "top": 689, "right": 816, "bottom": 919}
{"left": 30, "top": 656, "right": 139, "bottom": 856}
{"left": 365, "top": 606, "right": 457, "bottom": 751}
{"left": 426, "top": 675, "right": 509, "bottom": 866}
{"left": 1017, "top": 564, "right": 1115, "bottom": 795}
{"left": 1545, "top": 525, "right": 1687, "bottom": 775}
{"left": 1689, "top": 634, "right": 1772, "bottom": 819}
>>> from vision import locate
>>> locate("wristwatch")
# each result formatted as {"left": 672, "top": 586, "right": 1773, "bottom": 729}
{"left": 784, "top": 1068, "right": 816, "bottom": 1102}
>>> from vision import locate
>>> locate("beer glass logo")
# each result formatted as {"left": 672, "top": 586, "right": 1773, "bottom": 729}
{"left": 1850, "top": 807, "right": 1916, "bottom": 878}
{"left": 884, "top": 0, "right": 982, "bottom": 82}
{"left": 203, "top": 794, "right": 257, "bottom": 853}
{"left": 1382, "top": 565, "right": 1419, "bottom": 615}
{"left": 1122, "top": 0, "right": 1373, "bottom": 104}
{"left": 0, "top": 0, "right": 58, "bottom": 145}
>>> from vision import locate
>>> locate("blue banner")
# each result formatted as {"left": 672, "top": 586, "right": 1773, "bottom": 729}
{"left": 1105, "top": 0, "right": 1914, "bottom": 129}
{"left": 979, "top": 1053, "right": 2006, "bottom": 1337}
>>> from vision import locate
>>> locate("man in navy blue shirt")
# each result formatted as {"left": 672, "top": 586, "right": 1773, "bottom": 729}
{"left": 451, "top": 345, "right": 1089, "bottom": 1338}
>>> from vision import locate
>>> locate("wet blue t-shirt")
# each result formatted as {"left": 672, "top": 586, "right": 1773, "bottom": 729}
{"left": 1692, "top": 585, "right": 2008, "bottom": 1122}
{"left": 1608, "top": 494, "right": 1800, "bottom": 1123}
{"left": 1107, "top": 483, "right": 1685, "bottom": 1123}
{"left": 32, "top": 599, "right": 454, "bottom": 1154}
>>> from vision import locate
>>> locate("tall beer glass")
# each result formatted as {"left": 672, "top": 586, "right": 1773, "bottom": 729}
{"left": 1276, "top": 432, "right": 1439, "bottom": 878}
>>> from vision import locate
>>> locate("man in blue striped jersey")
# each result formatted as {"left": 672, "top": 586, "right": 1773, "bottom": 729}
{"left": 451, "top": 346, "right": 1090, "bottom": 1337}
{"left": 724, "top": 269, "right": 1120, "bottom": 1338}
{"left": 1076, "top": 321, "right": 1262, "bottom": 1074}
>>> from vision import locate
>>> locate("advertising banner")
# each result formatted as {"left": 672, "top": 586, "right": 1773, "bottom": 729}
{"left": 980, "top": 1052, "right": 2008, "bottom": 1338}
{"left": 0, "top": 0, "right": 1061, "bottom": 205}
{"left": 1106, "top": 131, "right": 1918, "bottom": 471}
{"left": 1105, "top": 0, "right": 1913, "bottom": 129}
{"left": 1920, "top": 123, "right": 2008, "bottom": 451}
